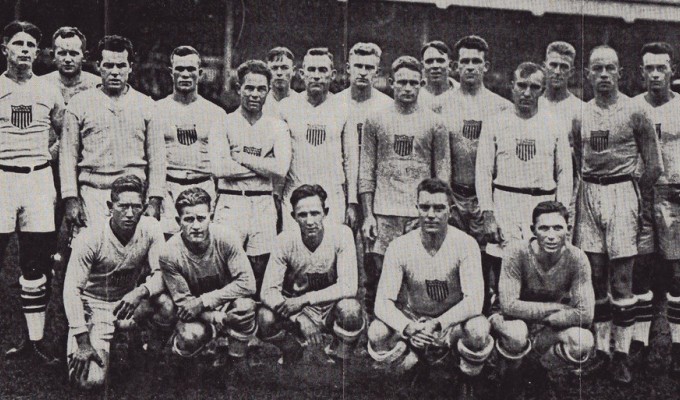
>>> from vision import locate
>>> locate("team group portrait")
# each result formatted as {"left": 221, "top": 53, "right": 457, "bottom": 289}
{"left": 1, "top": 0, "right": 680, "bottom": 399}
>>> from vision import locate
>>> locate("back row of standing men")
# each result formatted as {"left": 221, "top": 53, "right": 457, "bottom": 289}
{"left": 1, "top": 19, "right": 679, "bottom": 396}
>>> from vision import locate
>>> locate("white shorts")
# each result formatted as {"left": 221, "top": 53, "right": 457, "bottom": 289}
{"left": 213, "top": 192, "right": 277, "bottom": 256}
{"left": 161, "top": 178, "right": 216, "bottom": 234}
{"left": 80, "top": 184, "right": 112, "bottom": 232}
{"left": 575, "top": 180, "right": 639, "bottom": 259}
{"left": 486, "top": 188, "right": 554, "bottom": 258}
{"left": 0, "top": 166, "right": 55, "bottom": 233}
{"left": 281, "top": 186, "right": 346, "bottom": 232}
{"left": 66, "top": 296, "right": 116, "bottom": 381}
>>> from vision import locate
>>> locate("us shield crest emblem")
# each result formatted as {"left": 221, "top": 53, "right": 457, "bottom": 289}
{"left": 462, "top": 120, "right": 482, "bottom": 140}
{"left": 426, "top": 280, "right": 449, "bottom": 302}
{"left": 306, "top": 272, "right": 330, "bottom": 291}
{"left": 590, "top": 130, "right": 609, "bottom": 152}
{"left": 515, "top": 139, "right": 536, "bottom": 161}
{"left": 656, "top": 123, "right": 662, "bottom": 139}
{"left": 176, "top": 124, "right": 198, "bottom": 146}
{"left": 11, "top": 105, "right": 32, "bottom": 129}
{"left": 306, "top": 124, "right": 326, "bottom": 146}
{"left": 393, "top": 135, "right": 414, "bottom": 156}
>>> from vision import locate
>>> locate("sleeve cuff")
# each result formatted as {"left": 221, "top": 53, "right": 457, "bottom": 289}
{"left": 61, "top": 188, "right": 78, "bottom": 199}
{"left": 148, "top": 188, "right": 165, "bottom": 199}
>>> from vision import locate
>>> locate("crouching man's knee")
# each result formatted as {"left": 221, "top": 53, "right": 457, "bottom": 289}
{"left": 367, "top": 319, "right": 418, "bottom": 373}
{"left": 69, "top": 351, "right": 109, "bottom": 391}
{"left": 458, "top": 315, "right": 494, "bottom": 377}
{"left": 220, "top": 298, "right": 257, "bottom": 358}
{"left": 257, "top": 306, "right": 283, "bottom": 341}
{"left": 334, "top": 299, "right": 365, "bottom": 340}
{"left": 540, "top": 327, "right": 594, "bottom": 371}
{"left": 171, "top": 321, "right": 213, "bottom": 357}
{"left": 491, "top": 316, "right": 531, "bottom": 361}
{"left": 151, "top": 293, "right": 176, "bottom": 328}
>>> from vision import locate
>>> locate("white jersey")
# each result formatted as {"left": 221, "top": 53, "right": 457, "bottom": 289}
{"left": 633, "top": 93, "right": 680, "bottom": 184}
{"left": 476, "top": 108, "right": 573, "bottom": 211}
{"left": 538, "top": 93, "right": 584, "bottom": 148}
{"left": 0, "top": 73, "right": 64, "bottom": 166}
{"left": 419, "top": 84, "right": 457, "bottom": 114}
{"left": 262, "top": 89, "right": 301, "bottom": 119}
{"left": 151, "top": 95, "right": 225, "bottom": 180}
{"left": 41, "top": 70, "right": 100, "bottom": 105}
{"left": 279, "top": 92, "right": 356, "bottom": 202}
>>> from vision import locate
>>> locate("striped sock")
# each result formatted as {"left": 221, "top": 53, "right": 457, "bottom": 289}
{"left": 20, "top": 275, "right": 47, "bottom": 341}
{"left": 632, "top": 291, "right": 653, "bottom": 346}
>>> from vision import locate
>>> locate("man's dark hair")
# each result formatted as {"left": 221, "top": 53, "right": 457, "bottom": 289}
{"left": 304, "top": 47, "right": 334, "bottom": 65}
{"left": 416, "top": 178, "right": 453, "bottom": 205}
{"left": 514, "top": 61, "right": 545, "bottom": 81}
{"left": 267, "top": 46, "right": 294, "bottom": 63}
{"left": 640, "top": 42, "right": 675, "bottom": 64}
{"left": 52, "top": 26, "right": 86, "bottom": 51}
{"left": 420, "top": 40, "right": 450, "bottom": 59}
{"left": 349, "top": 42, "right": 382, "bottom": 59}
{"left": 391, "top": 55, "right": 422, "bottom": 76}
{"left": 532, "top": 201, "right": 569, "bottom": 225}
{"left": 95, "top": 35, "right": 134, "bottom": 63}
{"left": 453, "top": 35, "right": 489, "bottom": 60}
{"left": 237, "top": 59, "right": 272, "bottom": 86}
{"left": 170, "top": 45, "right": 201, "bottom": 64}
{"left": 110, "top": 175, "right": 145, "bottom": 202}
{"left": 175, "top": 187, "right": 212, "bottom": 216}
{"left": 290, "top": 184, "right": 328, "bottom": 211}
{"left": 2, "top": 21, "right": 41, "bottom": 44}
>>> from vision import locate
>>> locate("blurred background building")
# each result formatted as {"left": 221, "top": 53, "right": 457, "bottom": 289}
{"left": 3, "top": 0, "right": 680, "bottom": 111}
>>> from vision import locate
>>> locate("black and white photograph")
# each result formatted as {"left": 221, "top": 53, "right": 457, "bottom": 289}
{"left": 1, "top": 0, "right": 680, "bottom": 398}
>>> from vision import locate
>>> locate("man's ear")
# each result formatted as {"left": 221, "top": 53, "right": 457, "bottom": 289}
{"left": 346, "top": 62, "right": 351, "bottom": 75}
{"left": 330, "top": 69, "right": 338, "bottom": 80}
{"left": 198, "top": 67, "right": 204, "bottom": 78}
{"left": 1, "top": 43, "right": 7, "bottom": 57}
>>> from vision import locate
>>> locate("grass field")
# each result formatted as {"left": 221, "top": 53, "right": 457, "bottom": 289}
{"left": 1, "top": 236, "right": 679, "bottom": 399}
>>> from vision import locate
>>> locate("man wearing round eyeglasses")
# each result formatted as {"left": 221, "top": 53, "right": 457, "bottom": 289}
{"left": 367, "top": 178, "right": 491, "bottom": 398}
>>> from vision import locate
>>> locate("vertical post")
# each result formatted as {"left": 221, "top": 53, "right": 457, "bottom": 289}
{"left": 420, "top": 6, "right": 430, "bottom": 45}
{"left": 14, "top": 0, "right": 21, "bottom": 20}
{"left": 223, "top": 0, "right": 234, "bottom": 94}
{"left": 104, "top": 0, "right": 111, "bottom": 35}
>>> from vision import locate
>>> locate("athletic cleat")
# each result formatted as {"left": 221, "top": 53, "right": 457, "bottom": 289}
{"left": 279, "top": 338, "right": 304, "bottom": 365}
{"left": 611, "top": 351, "right": 632, "bottom": 385}
{"left": 211, "top": 346, "right": 231, "bottom": 368}
{"left": 671, "top": 343, "right": 680, "bottom": 378}
{"left": 6, "top": 339, "right": 59, "bottom": 366}
{"left": 580, "top": 350, "right": 611, "bottom": 377}
{"left": 454, "top": 375, "right": 477, "bottom": 400}
{"left": 628, "top": 340, "right": 649, "bottom": 365}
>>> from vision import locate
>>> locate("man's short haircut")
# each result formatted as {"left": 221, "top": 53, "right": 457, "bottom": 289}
{"left": 2, "top": 21, "right": 41, "bottom": 44}
{"left": 267, "top": 46, "right": 294, "bottom": 63}
{"left": 349, "top": 42, "right": 382, "bottom": 59}
{"left": 453, "top": 35, "right": 489, "bottom": 59}
{"left": 110, "top": 175, "right": 145, "bottom": 202}
{"left": 588, "top": 44, "right": 618, "bottom": 64}
{"left": 175, "top": 187, "right": 212, "bottom": 216}
{"left": 640, "top": 42, "right": 675, "bottom": 64}
{"left": 514, "top": 62, "right": 545, "bottom": 81}
{"left": 52, "top": 26, "right": 86, "bottom": 51}
{"left": 95, "top": 35, "right": 134, "bottom": 63}
{"left": 532, "top": 201, "right": 569, "bottom": 225}
{"left": 420, "top": 40, "right": 450, "bottom": 59}
{"left": 170, "top": 45, "right": 201, "bottom": 64}
{"left": 416, "top": 178, "right": 453, "bottom": 205}
{"left": 545, "top": 41, "right": 576, "bottom": 60}
{"left": 391, "top": 56, "right": 422, "bottom": 76}
{"left": 290, "top": 184, "right": 328, "bottom": 211}
{"left": 237, "top": 59, "right": 272, "bottom": 85}
{"left": 303, "top": 47, "right": 334, "bottom": 65}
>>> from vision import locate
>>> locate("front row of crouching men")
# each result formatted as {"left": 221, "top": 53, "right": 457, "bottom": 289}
{"left": 64, "top": 175, "right": 593, "bottom": 400}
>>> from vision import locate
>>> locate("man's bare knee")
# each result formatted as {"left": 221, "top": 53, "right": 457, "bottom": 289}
{"left": 562, "top": 327, "right": 594, "bottom": 361}
{"left": 496, "top": 319, "right": 529, "bottom": 355}
{"left": 152, "top": 293, "right": 176, "bottom": 326}
{"left": 368, "top": 319, "right": 398, "bottom": 352}
{"left": 174, "top": 321, "right": 211, "bottom": 355}
{"left": 335, "top": 299, "right": 364, "bottom": 332}
{"left": 257, "top": 307, "right": 281, "bottom": 339}
{"left": 462, "top": 316, "right": 491, "bottom": 350}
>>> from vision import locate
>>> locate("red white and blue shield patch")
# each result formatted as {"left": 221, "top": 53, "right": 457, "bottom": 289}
{"left": 393, "top": 135, "right": 414, "bottom": 156}
{"left": 176, "top": 124, "right": 198, "bottom": 146}
{"left": 306, "top": 124, "right": 326, "bottom": 146}
{"left": 515, "top": 138, "right": 536, "bottom": 161}
{"left": 590, "top": 130, "right": 609, "bottom": 152}
{"left": 462, "top": 120, "right": 482, "bottom": 140}
{"left": 306, "top": 272, "right": 331, "bottom": 291}
{"left": 426, "top": 279, "right": 449, "bottom": 302}
{"left": 11, "top": 105, "right": 32, "bottom": 129}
